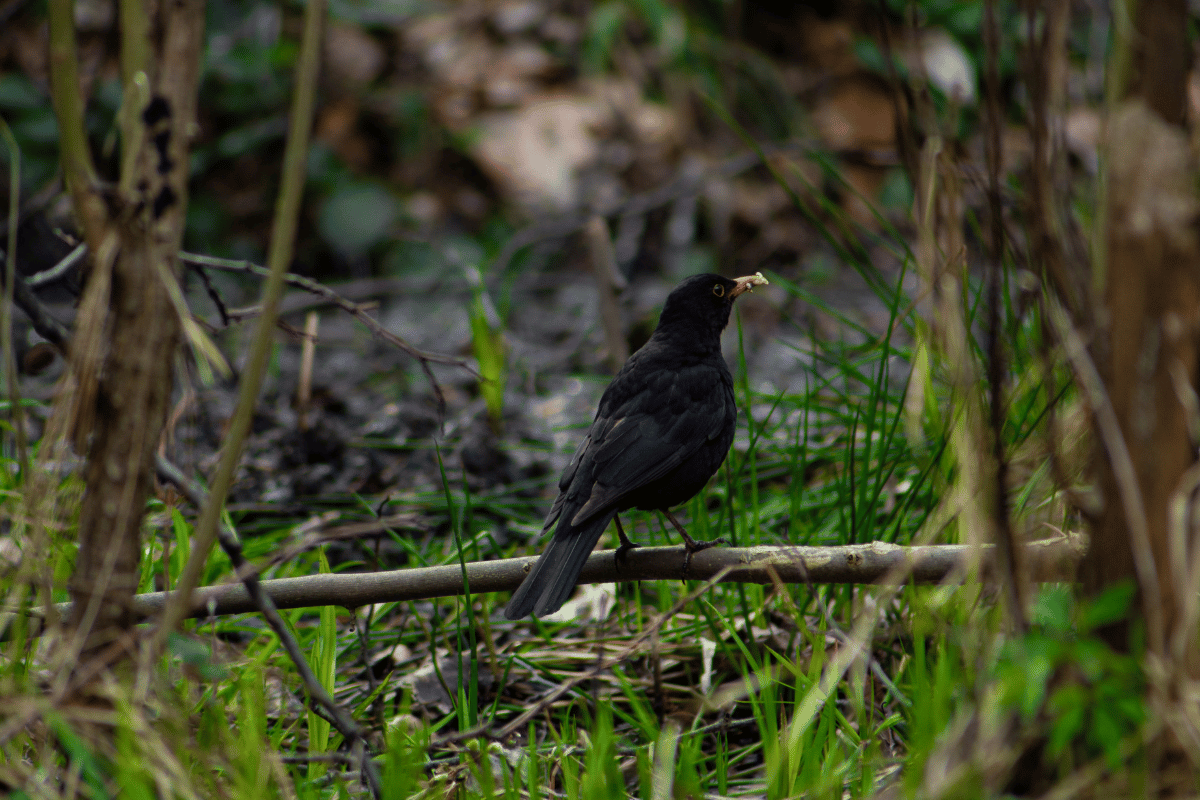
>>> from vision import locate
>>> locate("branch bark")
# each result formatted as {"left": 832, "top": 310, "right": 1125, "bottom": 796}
{"left": 33, "top": 537, "right": 1085, "bottom": 624}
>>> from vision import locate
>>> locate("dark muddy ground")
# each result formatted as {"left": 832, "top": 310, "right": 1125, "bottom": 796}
{"left": 12, "top": 216, "right": 912, "bottom": 568}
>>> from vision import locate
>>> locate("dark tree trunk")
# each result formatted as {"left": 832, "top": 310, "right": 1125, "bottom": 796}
{"left": 1082, "top": 0, "right": 1197, "bottom": 659}
{"left": 60, "top": 0, "right": 205, "bottom": 657}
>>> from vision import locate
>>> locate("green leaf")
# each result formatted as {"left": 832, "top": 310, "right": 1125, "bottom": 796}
{"left": 1080, "top": 581, "right": 1136, "bottom": 632}
{"left": 1030, "top": 584, "right": 1073, "bottom": 631}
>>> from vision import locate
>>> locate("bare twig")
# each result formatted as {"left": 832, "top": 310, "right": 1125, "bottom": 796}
{"left": 9, "top": 271, "right": 70, "bottom": 347}
{"left": 297, "top": 311, "right": 317, "bottom": 431}
{"left": 30, "top": 536, "right": 1086, "bottom": 627}
{"left": 24, "top": 241, "right": 86, "bottom": 288}
{"left": 153, "top": 455, "right": 383, "bottom": 797}
{"left": 180, "top": 252, "right": 471, "bottom": 371}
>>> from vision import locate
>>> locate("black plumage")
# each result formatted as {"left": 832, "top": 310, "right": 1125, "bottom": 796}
{"left": 505, "top": 272, "right": 768, "bottom": 619}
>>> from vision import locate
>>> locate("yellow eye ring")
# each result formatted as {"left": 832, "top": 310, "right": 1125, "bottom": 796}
{"left": 713, "top": 284, "right": 725, "bottom": 297}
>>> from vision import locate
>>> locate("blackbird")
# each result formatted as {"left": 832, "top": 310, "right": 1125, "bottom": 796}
{"left": 505, "top": 272, "right": 769, "bottom": 619}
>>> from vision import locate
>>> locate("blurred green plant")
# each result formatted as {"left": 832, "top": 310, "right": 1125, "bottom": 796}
{"left": 465, "top": 265, "right": 507, "bottom": 431}
{"left": 996, "top": 583, "right": 1146, "bottom": 770}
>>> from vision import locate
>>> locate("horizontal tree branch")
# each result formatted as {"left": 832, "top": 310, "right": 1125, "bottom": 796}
{"left": 31, "top": 536, "right": 1085, "bottom": 625}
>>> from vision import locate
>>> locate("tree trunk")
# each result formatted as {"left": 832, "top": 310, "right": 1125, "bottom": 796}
{"left": 1082, "top": 0, "right": 1197, "bottom": 659}
{"left": 58, "top": 0, "right": 205, "bottom": 657}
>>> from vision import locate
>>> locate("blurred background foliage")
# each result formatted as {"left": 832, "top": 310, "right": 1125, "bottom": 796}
{"left": 0, "top": 0, "right": 1067, "bottom": 284}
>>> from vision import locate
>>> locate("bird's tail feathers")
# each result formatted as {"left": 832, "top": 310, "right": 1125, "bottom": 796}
{"left": 503, "top": 511, "right": 615, "bottom": 619}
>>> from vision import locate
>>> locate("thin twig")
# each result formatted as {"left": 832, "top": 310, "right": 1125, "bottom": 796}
{"left": 297, "top": 311, "right": 317, "bottom": 431}
{"left": 181, "top": 251, "right": 473, "bottom": 417}
{"left": 154, "top": 455, "right": 383, "bottom": 797}
{"left": 180, "top": 252, "right": 471, "bottom": 371}
{"left": 10, "top": 271, "right": 70, "bottom": 347}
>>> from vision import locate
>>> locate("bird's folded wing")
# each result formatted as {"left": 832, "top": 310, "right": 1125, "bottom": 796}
{"left": 569, "top": 364, "right": 729, "bottom": 524}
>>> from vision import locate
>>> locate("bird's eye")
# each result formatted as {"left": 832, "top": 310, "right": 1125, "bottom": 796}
{"left": 712, "top": 284, "right": 725, "bottom": 298}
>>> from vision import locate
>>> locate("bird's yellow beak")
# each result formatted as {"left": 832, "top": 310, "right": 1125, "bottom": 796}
{"left": 730, "top": 272, "right": 769, "bottom": 298}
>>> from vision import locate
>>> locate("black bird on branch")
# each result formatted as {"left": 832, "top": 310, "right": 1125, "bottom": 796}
{"left": 505, "top": 272, "right": 769, "bottom": 619}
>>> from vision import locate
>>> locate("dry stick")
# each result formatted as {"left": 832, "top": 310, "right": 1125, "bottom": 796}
{"left": 47, "top": 0, "right": 101, "bottom": 239}
{"left": 43, "top": 0, "right": 133, "bottom": 691}
{"left": 153, "top": 457, "right": 382, "bottom": 796}
{"left": 236, "top": 513, "right": 425, "bottom": 579}
{"left": 180, "top": 252, "right": 474, "bottom": 370}
{"left": 25, "top": 241, "right": 86, "bottom": 288}
{"left": 490, "top": 531, "right": 1073, "bottom": 751}
{"left": 33, "top": 537, "right": 1085, "bottom": 626}
{"left": 297, "top": 311, "right": 317, "bottom": 431}
{"left": 584, "top": 216, "right": 629, "bottom": 372}
{"left": 9, "top": 271, "right": 71, "bottom": 347}
{"left": 181, "top": 251, "right": 474, "bottom": 414}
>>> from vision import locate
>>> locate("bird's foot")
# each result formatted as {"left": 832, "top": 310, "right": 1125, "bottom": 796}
{"left": 614, "top": 516, "right": 641, "bottom": 569}
{"left": 614, "top": 539, "right": 641, "bottom": 568}
{"left": 680, "top": 532, "right": 729, "bottom": 554}
{"left": 660, "top": 510, "right": 729, "bottom": 578}
{"left": 680, "top": 532, "right": 728, "bottom": 578}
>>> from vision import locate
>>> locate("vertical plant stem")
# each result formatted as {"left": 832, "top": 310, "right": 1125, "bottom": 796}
{"left": 163, "top": 0, "right": 326, "bottom": 630}
{"left": 117, "top": 0, "right": 150, "bottom": 194}
{"left": 46, "top": 0, "right": 104, "bottom": 248}
{"left": 0, "top": 120, "right": 27, "bottom": 471}
{"left": 983, "top": 0, "right": 1026, "bottom": 628}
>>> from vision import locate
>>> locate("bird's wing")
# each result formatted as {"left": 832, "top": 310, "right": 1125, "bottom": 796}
{"left": 538, "top": 429, "right": 593, "bottom": 532}
{"left": 568, "top": 358, "right": 732, "bottom": 524}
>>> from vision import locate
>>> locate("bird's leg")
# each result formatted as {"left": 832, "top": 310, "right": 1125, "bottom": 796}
{"left": 662, "top": 510, "right": 728, "bottom": 552}
{"left": 662, "top": 510, "right": 728, "bottom": 577}
{"left": 613, "top": 514, "right": 641, "bottom": 568}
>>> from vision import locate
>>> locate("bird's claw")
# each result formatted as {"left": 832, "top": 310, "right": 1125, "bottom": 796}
{"left": 614, "top": 539, "right": 641, "bottom": 569}
{"left": 681, "top": 534, "right": 729, "bottom": 554}
{"left": 680, "top": 534, "right": 728, "bottom": 579}
{"left": 614, "top": 516, "right": 641, "bottom": 570}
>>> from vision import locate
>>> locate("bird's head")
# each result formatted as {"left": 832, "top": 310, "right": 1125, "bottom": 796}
{"left": 655, "top": 272, "right": 769, "bottom": 338}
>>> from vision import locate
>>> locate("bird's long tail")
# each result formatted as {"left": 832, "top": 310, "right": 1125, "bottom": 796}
{"left": 504, "top": 510, "right": 616, "bottom": 619}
